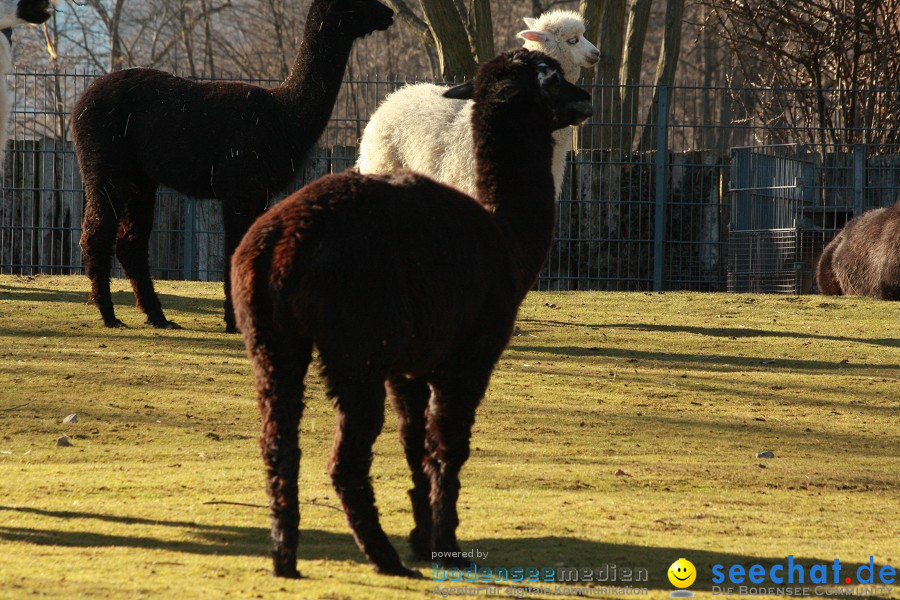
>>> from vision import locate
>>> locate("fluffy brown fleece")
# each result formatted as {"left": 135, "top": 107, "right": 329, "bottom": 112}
{"left": 816, "top": 202, "right": 900, "bottom": 300}
{"left": 230, "top": 49, "right": 592, "bottom": 579}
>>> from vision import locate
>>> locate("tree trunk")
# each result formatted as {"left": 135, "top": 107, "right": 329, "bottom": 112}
{"left": 574, "top": 0, "right": 607, "bottom": 150}
{"left": 468, "top": 0, "right": 494, "bottom": 64}
{"left": 619, "top": 0, "right": 652, "bottom": 154}
{"left": 419, "top": 0, "right": 478, "bottom": 80}
{"left": 578, "top": 0, "right": 606, "bottom": 84}
{"left": 640, "top": 0, "right": 683, "bottom": 151}
{"left": 108, "top": 0, "right": 127, "bottom": 71}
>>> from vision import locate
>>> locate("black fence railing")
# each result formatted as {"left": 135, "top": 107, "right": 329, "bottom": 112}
{"left": 2, "top": 71, "right": 898, "bottom": 292}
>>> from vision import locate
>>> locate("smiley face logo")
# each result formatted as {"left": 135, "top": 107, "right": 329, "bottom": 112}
{"left": 668, "top": 558, "right": 697, "bottom": 588}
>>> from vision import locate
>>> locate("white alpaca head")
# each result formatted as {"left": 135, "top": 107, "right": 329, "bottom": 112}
{"left": 0, "top": 0, "right": 54, "bottom": 29}
{"left": 517, "top": 10, "right": 600, "bottom": 82}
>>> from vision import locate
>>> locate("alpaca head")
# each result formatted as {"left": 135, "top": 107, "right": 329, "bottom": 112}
{"left": 0, "top": 0, "right": 54, "bottom": 29}
{"left": 444, "top": 49, "right": 592, "bottom": 131}
{"left": 314, "top": 0, "right": 393, "bottom": 39}
{"left": 517, "top": 10, "right": 600, "bottom": 82}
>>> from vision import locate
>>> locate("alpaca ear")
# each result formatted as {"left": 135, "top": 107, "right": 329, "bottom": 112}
{"left": 517, "top": 30, "right": 551, "bottom": 43}
{"left": 523, "top": 17, "right": 537, "bottom": 28}
{"left": 443, "top": 81, "right": 475, "bottom": 100}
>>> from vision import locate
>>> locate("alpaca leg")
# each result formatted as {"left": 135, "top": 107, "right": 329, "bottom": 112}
{"left": 115, "top": 190, "right": 175, "bottom": 328}
{"left": 424, "top": 371, "right": 490, "bottom": 568}
{"left": 80, "top": 183, "right": 124, "bottom": 328}
{"left": 326, "top": 374, "right": 419, "bottom": 578}
{"left": 387, "top": 375, "right": 432, "bottom": 560}
{"left": 252, "top": 336, "right": 312, "bottom": 578}
{"left": 222, "top": 204, "right": 265, "bottom": 333}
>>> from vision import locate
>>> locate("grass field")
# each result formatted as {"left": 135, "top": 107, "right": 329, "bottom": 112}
{"left": 0, "top": 274, "right": 897, "bottom": 599}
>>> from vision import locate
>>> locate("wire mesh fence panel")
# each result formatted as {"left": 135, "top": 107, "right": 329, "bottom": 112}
{"left": 2, "top": 71, "right": 900, "bottom": 293}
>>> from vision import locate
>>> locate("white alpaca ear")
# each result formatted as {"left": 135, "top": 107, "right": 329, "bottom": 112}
{"left": 517, "top": 30, "right": 551, "bottom": 43}
{"left": 523, "top": 17, "right": 537, "bottom": 28}
{"left": 443, "top": 80, "right": 475, "bottom": 100}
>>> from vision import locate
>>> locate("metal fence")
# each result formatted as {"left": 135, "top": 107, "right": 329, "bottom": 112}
{"left": 2, "top": 70, "right": 899, "bottom": 292}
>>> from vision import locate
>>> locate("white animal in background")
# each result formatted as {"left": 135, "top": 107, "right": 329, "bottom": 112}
{"left": 357, "top": 9, "right": 599, "bottom": 199}
{"left": 0, "top": 31, "right": 13, "bottom": 163}
{"left": 0, "top": 1, "right": 54, "bottom": 161}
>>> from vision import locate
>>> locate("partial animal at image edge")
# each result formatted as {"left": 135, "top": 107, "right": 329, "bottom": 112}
{"left": 816, "top": 202, "right": 900, "bottom": 300}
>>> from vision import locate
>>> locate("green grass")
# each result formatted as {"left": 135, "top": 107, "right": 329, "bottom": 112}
{"left": 0, "top": 275, "right": 897, "bottom": 599}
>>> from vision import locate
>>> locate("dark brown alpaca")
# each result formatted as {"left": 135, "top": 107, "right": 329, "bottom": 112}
{"left": 816, "top": 202, "right": 900, "bottom": 300}
{"left": 72, "top": 0, "right": 393, "bottom": 332}
{"left": 231, "top": 50, "right": 592, "bottom": 579}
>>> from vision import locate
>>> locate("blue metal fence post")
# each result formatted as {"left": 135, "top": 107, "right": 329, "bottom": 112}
{"left": 183, "top": 197, "right": 195, "bottom": 280}
{"left": 653, "top": 84, "right": 669, "bottom": 291}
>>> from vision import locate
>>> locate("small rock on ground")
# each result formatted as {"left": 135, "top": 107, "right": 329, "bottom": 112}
{"left": 756, "top": 451, "right": 775, "bottom": 459}
{"left": 56, "top": 435, "right": 73, "bottom": 447}
{"left": 63, "top": 413, "right": 77, "bottom": 424}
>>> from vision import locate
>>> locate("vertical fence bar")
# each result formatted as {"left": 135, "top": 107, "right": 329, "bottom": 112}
{"left": 653, "top": 84, "right": 669, "bottom": 291}
{"left": 183, "top": 197, "right": 195, "bottom": 280}
{"left": 852, "top": 144, "right": 865, "bottom": 216}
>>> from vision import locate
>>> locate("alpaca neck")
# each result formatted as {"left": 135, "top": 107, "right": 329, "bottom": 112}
{"left": 475, "top": 106, "right": 557, "bottom": 296}
{"left": 275, "top": 10, "right": 355, "bottom": 140}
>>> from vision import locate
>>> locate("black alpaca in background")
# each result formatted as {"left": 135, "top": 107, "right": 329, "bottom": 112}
{"left": 231, "top": 50, "right": 592, "bottom": 578}
{"left": 72, "top": 0, "right": 392, "bottom": 332}
{"left": 817, "top": 202, "right": 900, "bottom": 300}
{"left": 0, "top": 0, "right": 52, "bottom": 29}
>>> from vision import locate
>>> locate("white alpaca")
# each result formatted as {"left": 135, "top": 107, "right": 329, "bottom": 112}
{"left": 357, "top": 10, "right": 599, "bottom": 199}
{"left": 0, "top": 33, "right": 12, "bottom": 163}
{"left": 0, "top": 1, "right": 54, "bottom": 161}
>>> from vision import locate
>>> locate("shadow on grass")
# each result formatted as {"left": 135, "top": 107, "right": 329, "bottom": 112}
{"left": 519, "top": 319, "right": 900, "bottom": 349}
{"left": 0, "top": 284, "right": 223, "bottom": 317}
{"left": 0, "top": 506, "right": 890, "bottom": 598}
{"left": 425, "top": 537, "right": 891, "bottom": 599}
{"left": 508, "top": 344, "right": 900, "bottom": 374}
{"left": 0, "top": 504, "right": 363, "bottom": 562}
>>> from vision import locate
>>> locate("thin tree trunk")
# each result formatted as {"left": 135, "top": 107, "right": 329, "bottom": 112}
{"left": 419, "top": 0, "right": 478, "bottom": 79}
{"left": 469, "top": 0, "right": 494, "bottom": 64}
{"left": 574, "top": 0, "right": 606, "bottom": 150}
{"left": 108, "top": 0, "right": 127, "bottom": 71}
{"left": 640, "top": 0, "right": 683, "bottom": 151}
{"left": 619, "top": 0, "right": 652, "bottom": 154}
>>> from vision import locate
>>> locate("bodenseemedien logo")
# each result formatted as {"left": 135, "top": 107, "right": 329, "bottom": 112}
{"left": 668, "top": 558, "right": 697, "bottom": 597}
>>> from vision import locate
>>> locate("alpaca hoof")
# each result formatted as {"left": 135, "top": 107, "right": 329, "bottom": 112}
{"left": 375, "top": 563, "right": 422, "bottom": 579}
{"left": 408, "top": 529, "right": 431, "bottom": 561}
{"left": 148, "top": 319, "right": 181, "bottom": 330}
{"left": 272, "top": 564, "right": 302, "bottom": 579}
{"left": 225, "top": 324, "right": 240, "bottom": 334}
{"left": 103, "top": 318, "right": 127, "bottom": 328}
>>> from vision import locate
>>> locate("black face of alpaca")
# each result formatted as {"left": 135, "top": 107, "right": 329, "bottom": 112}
{"left": 539, "top": 68, "right": 593, "bottom": 129}
{"left": 443, "top": 54, "right": 593, "bottom": 131}
{"left": 17, "top": 0, "right": 53, "bottom": 24}
{"left": 327, "top": 0, "right": 394, "bottom": 38}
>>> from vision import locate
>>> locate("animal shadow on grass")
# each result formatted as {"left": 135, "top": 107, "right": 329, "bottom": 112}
{"left": 427, "top": 537, "right": 887, "bottom": 598}
{"left": 0, "top": 507, "right": 887, "bottom": 598}
{"left": 0, "top": 505, "right": 365, "bottom": 564}
{"left": 519, "top": 318, "right": 900, "bottom": 349}
{"left": 0, "top": 284, "right": 223, "bottom": 318}
{"left": 510, "top": 343, "right": 900, "bottom": 373}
